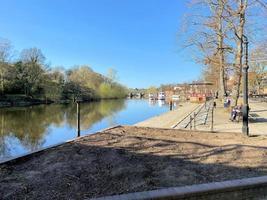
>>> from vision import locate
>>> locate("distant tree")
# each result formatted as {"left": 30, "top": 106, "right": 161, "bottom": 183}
{"left": 42, "top": 69, "right": 65, "bottom": 101}
{"left": 68, "top": 66, "right": 104, "bottom": 90}
{"left": 106, "top": 68, "right": 118, "bottom": 83}
{"left": 99, "top": 82, "right": 127, "bottom": 99}
{"left": 249, "top": 42, "right": 267, "bottom": 94}
{"left": 0, "top": 38, "right": 13, "bottom": 95}
{"left": 12, "top": 61, "right": 28, "bottom": 94}
{"left": 0, "top": 39, "right": 127, "bottom": 101}
{"left": 19, "top": 48, "right": 46, "bottom": 96}
{"left": 147, "top": 86, "right": 158, "bottom": 94}
{"left": 65, "top": 66, "right": 104, "bottom": 100}
{"left": 20, "top": 48, "right": 45, "bottom": 65}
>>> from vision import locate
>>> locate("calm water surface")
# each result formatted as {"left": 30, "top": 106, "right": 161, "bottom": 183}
{"left": 0, "top": 99, "right": 169, "bottom": 161}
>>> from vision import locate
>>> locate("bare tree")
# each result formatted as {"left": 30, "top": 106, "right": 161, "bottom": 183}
{"left": 0, "top": 38, "right": 13, "bottom": 95}
{"left": 249, "top": 42, "right": 267, "bottom": 94}
{"left": 20, "top": 47, "right": 45, "bottom": 65}
{"left": 183, "top": 0, "right": 230, "bottom": 98}
{"left": 226, "top": 0, "right": 248, "bottom": 105}
{"left": 19, "top": 48, "right": 46, "bottom": 96}
{"left": 207, "top": 0, "right": 229, "bottom": 98}
{"left": 225, "top": 0, "right": 267, "bottom": 104}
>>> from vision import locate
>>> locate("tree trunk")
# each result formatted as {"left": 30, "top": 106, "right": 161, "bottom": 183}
{"left": 218, "top": 0, "right": 226, "bottom": 99}
{"left": 232, "top": 0, "right": 246, "bottom": 106}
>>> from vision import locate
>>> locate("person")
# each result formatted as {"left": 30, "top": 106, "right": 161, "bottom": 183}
{"left": 224, "top": 98, "right": 228, "bottom": 108}
{"left": 215, "top": 91, "right": 218, "bottom": 99}
{"left": 230, "top": 106, "right": 238, "bottom": 121}
{"left": 213, "top": 101, "right": 216, "bottom": 109}
{"left": 227, "top": 98, "right": 231, "bottom": 107}
{"left": 236, "top": 104, "right": 243, "bottom": 122}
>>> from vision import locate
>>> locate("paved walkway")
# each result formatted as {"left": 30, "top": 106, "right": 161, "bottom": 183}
{"left": 136, "top": 100, "right": 267, "bottom": 136}
{"left": 135, "top": 102, "right": 200, "bottom": 128}
{"left": 181, "top": 100, "right": 267, "bottom": 136}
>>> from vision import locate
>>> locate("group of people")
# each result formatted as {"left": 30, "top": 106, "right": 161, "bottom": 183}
{"left": 222, "top": 96, "right": 243, "bottom": 122}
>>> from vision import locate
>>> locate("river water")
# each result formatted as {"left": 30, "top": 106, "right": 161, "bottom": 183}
{"left": 0, "top": 99, "right": 169, "bottom": 161}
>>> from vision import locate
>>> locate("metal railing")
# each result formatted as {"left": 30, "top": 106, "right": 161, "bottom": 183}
{"left": 173, "top": 100, "right": 215, "bottom": 132}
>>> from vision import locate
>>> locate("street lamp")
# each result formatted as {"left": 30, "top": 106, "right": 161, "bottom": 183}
{"left": 242, "top": 35, "right": 249, "bottom": 136}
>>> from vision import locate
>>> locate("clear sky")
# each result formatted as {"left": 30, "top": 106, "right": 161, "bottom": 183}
{"left": 0, "top": 0, "right": 201, "bottom": 88}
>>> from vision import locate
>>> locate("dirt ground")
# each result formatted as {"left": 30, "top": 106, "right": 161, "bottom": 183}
{"left": 1, "top": 126, "right": 267, "bottom": 200}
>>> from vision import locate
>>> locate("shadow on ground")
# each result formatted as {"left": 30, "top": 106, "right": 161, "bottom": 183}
{"left": 1, "top": 126, "right": 267, "bottom": 200}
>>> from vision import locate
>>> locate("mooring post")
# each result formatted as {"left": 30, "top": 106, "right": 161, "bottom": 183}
{"left": 211, "top": 105, "right": 214, "bottom": 132}
{"left": 77, "top": 101, "right": 80, "bottom": 137}
{"left": 194, "top": 112, "right": 196, "bottom": 130}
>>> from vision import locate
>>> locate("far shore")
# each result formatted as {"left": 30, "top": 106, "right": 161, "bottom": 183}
{"left": 0, "top": 95, "right": 128, "bottom": 108}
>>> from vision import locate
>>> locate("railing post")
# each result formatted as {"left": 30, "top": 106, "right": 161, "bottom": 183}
{"left": 77, "top": 101, "right": 80, "bottom": 137}
{"left": 211, "top": 104, "right": 214, "bottom": 132}
{"left": 194, "top": 112, "right": 196, "bottom": 130}
{"left": 190, "top": 115, "right": 192, "bottom": 130}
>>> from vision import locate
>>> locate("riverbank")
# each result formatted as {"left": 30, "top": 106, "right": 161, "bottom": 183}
{"left": 0, "top": 95, "right": 64, "bottom": 108}
{"left": 0, "top": 95, "right": 51, "bottom": 108}
{"left": 0, "top": 95, "right": 127, "bottom": 108}
{"left": 1, "top": 125, "right": 267, "bottom": 199}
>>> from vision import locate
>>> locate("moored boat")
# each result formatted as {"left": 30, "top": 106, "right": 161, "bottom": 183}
{"left": 158, "top": 92, "right": 165, "bottom": 100}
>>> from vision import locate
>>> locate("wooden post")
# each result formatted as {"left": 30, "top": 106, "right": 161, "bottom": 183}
{"left": 194, "top": 112, "right": 196, "bottom": 130}
{"left": 77, "top": 102, "right": 80, "bottom": 137}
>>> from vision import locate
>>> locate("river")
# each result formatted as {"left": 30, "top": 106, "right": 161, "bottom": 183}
{"left": 0, "top": 99, "right": 169, "bottom": 161}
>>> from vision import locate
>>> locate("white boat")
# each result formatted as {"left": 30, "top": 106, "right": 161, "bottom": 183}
{"left": 158, "top": 92, "right": 165, "bottom": 100}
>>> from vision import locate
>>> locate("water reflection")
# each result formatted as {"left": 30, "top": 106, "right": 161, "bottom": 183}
{"left": 0, "top": 99, "right": 169, "bottom": 161}
{"left": 0, "top": 99, "right": 126, "bottom": 160}
{"left": 65, "top": 99, "right": 126, "bottom": 130}
{"left": 158, "top": 100, "right": 166, "bottom": 107}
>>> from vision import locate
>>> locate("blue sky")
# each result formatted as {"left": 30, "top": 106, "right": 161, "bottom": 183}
{"left": 0, "top": 0, "right": 201, "bottom": 88}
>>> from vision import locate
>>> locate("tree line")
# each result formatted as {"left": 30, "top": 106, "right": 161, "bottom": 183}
{"left": 0, "top": 38, "right": 127, "bottom": 103}
{"left": 183, "top": 0, "right": 267, "bottom": 105}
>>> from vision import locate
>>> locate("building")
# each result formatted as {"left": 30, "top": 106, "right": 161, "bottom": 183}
{"left": 171, "top": 82, "right": 213, "bottom": 103}
{"left": 188, "top": 82, "right": 213, "bottom": 103}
